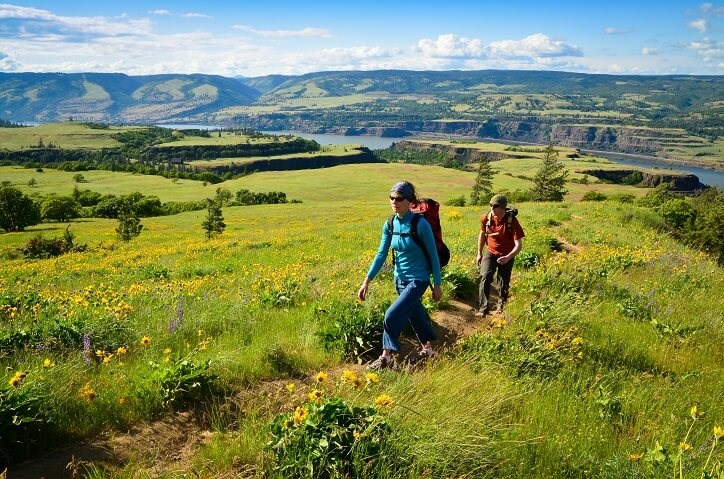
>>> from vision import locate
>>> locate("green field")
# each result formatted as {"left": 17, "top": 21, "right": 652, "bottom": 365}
{"left": 1, "top": 156, "right": 722, "bottom": 477}
{"left": 0, "top": 122, "right": 140, "bottom": 150}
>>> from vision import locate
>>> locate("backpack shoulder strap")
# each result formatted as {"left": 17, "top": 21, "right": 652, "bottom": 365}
{"left": 410, "top": 214, "right": 432, "bottom": 269}
{"left": 387, "top": 215, "right": 395, "bottom": 235}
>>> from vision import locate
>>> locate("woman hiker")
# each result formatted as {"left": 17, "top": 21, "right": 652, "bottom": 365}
{"left": 357, "top": 181, "right": 443, "bottom": 370}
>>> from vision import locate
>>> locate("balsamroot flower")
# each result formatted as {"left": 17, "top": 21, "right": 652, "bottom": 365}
{"left": 140, "top": 336, "right": 151, "bottom": 347}
{"left": 293, "top": 407, "right": 308, "bottom": 426}
{"left": 374, "top": 394, "right": 393, "bottom": 408}
{"left": 316, "top": 371, "right": 328, "bottom": 384}
{"left": 365, "top": 372, "right": 380, "bottom": 384}
{"left": 80, "top": 383, "right": 96, "bottom": 401}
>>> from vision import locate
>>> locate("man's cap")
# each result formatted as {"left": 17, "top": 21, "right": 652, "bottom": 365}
{"left": 490, "top": 194, "right": 508, "bottom": 208}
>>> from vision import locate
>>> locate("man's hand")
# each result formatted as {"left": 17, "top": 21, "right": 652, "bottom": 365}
{"left": 476, "top": 253, "right": 483, "bottom": 265}
{"left": 497, "top": 255, "right": 512, "bottom": 265}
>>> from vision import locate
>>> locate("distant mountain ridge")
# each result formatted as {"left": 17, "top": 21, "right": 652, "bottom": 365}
{"left": 0, "top": 72, "right": 260, "bottom": 123}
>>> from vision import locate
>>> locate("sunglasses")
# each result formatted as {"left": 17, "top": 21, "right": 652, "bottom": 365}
{"left": 490, "top": 204, "right": 501, "bottom": 208}
{"left": 389, "top": 196, "right": 407, "bottom": 202}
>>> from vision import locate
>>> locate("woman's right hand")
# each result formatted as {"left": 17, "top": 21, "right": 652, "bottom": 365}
{"left": 357, "top": 279, "right": 370, "bottom": 301}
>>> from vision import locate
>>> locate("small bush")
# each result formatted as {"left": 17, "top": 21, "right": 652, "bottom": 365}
{"left": 515, "top": 251, "right": 541, "bottom": 269}
{"left": 445, "top": 195, "right": 466, "bottom": 207}
{"left": 609, "top": 193, "right": 636, "bottom": 204}
{"left": 267, "top": 395, "right": 392, "bottom": 479}
{"left": 19, "top": 227, "right": 87, "bottom": 259}
{"left": 581, "top": 191, "right": 607, "bottom": 202}
{"left": 315, "top": 300, "right": 387, "bottom": 362}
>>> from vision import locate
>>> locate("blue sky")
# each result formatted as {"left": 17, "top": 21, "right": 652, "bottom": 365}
{"left": 0, "top": 1, "right": 721, "bottom": 76}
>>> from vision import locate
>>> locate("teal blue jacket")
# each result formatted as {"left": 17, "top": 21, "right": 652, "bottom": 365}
{"left": 366, "top": 210, "right": 442, "bottom": 286}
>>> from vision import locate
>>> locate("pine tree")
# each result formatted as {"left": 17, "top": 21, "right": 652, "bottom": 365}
{"left": 470, "top": 155, "right": 496, "bottom": 206}
{"left": 116, "top": 206, "right": 143, "bottom": 242}
{"left": 531, "top": 144, "right": 569, "bottom": 202}
{"left": 202, "top": 199, "right": 226, "bottom": 239}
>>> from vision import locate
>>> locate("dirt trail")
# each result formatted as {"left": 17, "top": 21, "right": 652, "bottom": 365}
{"left": 8, "top": 298, "right": 494, "bottom": 479}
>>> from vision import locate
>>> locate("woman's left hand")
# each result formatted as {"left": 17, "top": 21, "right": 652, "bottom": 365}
{"left": 432, "top": 284, "right": 442, "bottom": 302}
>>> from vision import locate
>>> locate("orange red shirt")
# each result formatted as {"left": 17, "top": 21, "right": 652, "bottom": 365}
{"left": 481, "top": 212, "right": 525, "bottom": 255}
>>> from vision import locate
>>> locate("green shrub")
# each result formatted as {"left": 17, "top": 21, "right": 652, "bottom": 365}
{"left": 266, "top": 396, "right": 392, "bottom": 479}
{"left": 442, "top": 267, "right": 477, "bottom": 298}
{"left": 515, "top": 251, "right": 541, "bottom": 269}
{"left": 656, "top": 197, "right": 694, "bottom": 230}
{"left": 149, "top": 354, "right": 219, "bottom": 409}
{"left": 581, "top": 191, "right": 608, "bottom": 202}
{"left": 19, "top": 227, "right": 87, "bottom": 259}
{"left": 315, "top": 300, "right": 387, "bottom": 362}
{"left": 445, "top": 195, "right": 466, "bottom": 207}
{"left": 609, "top": 193, "right": 636, "bottom": 204}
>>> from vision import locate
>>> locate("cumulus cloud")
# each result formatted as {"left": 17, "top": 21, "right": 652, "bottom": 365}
{"left": 416, "top": 33, "right": 580, "bottom": 62}
{"left": 487, "top": 33, "right": 582, "bottom": 59}
{"left": 148, "top": 9, "right": 171, "bottom": 15}
{"left": 233, "top": 25, "right": 332, "bottom": 38}
{"left": 0, "top": 51, "right": 19, "bottom": 71}
{"left": 688, "top": 19, "right": 709, "bottom": 32}
{"left": 417, "top": 33, "right": 485, "bottom": 58}
{"left": 687, "top": 38, "right": 723, "bottom": 59}
{"left": 642, "top": 47, "right": 658, "bottom": 55}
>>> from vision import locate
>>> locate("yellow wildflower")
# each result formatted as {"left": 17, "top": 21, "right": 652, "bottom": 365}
{"left": 690, "top": 404, "right": 702, "bottom": 420}
{"left": 119, "top": 397, "right": 128, "bottom": 405}
{"left": 284, "top": 418, "right": 293, "bottom": 429}
{"left": 43, "top": 358, "right": 55, "bottom": 368}
{"left": 316, "top": 371, "right": 328, "bottom": 384}
{"left": 627, "top": 453, "right": 643, "bottom": 461}
{"left": 308, "top": 389, "right": 324, "bottom": 402}
{"left": 293, "top": 407, "right": 308, "bottom": 426}
{"left": 95, "top": 349, "right": 105, "bottom": 358}
{"left": 365, "top": 372, "right": 380, "bottom": 384}
{"left": 116, "top": 346, "right": 127, "bottom": 355}
{"left": 341, "top": 369, "right": 358, "bottom": 384}
{"left": 80, "top": 383, "right": 96, "bottom": 401}
{"left": 140, "top": 336, "right": 151, "bottom": 347}
{"left": 285, "top": 383, "right": 295, "bottom": 393}
{"left": 353, "top": 430, "right": 362, "bottom": 439}
{"left": 714, "top": 425, "right": 724, "bottom": 439}
{"left": 571, "top": 337, "right": 584, "bottom": 346}
{"left": 375, "top": 394, "right": 393, "bottom": 408}
{"left": 163, "top": 348, "right": 172, "bottom": 354}
{"left": 679, "top": 442, "right": 692, "bottom": 451}
{"left": 102, "top": 354, "right": 113, "bottom": 365}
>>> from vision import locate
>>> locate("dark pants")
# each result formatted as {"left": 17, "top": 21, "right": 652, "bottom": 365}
{"left": 479, "top": 251, "right": 514, "bottom": 313}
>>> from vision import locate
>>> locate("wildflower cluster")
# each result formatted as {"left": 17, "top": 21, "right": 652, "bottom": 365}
{"left": 267, "top": 369, "right": 394, "bottom": 477}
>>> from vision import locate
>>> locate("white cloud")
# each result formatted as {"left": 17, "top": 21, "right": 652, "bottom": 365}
{"left": 642, "top": 47, "right": 658, "bottom": 55}
{"left": 0, "top": 51, "right": 19, "bottom": 71}
{"left": 233, "top": 25, "right": 332, "bottom": 38}
{"left": 604, "top": 27, "right": 632, "bottom": 35}
{"left": 416, "top": 33, "right": 580, "bottom": 61}
{"left": 181, "top": 12, "right": 211, "bottom": 19}
{"left": 688, "top": 19, "right": 709, "bottom": 32}
{"left": 687, "top": 38, "right": 723, "bottom": 59}
{"left": 417, "top": 33, "right": 485, "bottom": 58}
{"left": 0, "top": 4, "right": 153, "bottom": 36}
{"left": 487, "top": 33, "right": 582, "bottom": 59}
{"left": 148, "top": 10, "right": 171, "bottom": 16}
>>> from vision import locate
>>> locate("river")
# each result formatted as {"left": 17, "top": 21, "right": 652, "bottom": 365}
{"left": 160, "top": 125, "right": 723, "bottom": 187}
{"left": 262, "top": 130, "right": 724, "bottom": 188}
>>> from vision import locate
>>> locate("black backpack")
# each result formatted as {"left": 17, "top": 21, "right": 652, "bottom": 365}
{"left": 483, "top": 208, "right": 518, "bottom": 238}
{"left": 386, "top": 198, "right": 450, "bottom": 269}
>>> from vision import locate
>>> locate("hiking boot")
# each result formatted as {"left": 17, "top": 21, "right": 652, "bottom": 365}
{"left": 367, "top": 355, "right": 397, "bottom": 371}
{"left": 406, "top": 348, "right": 436, "bottom": 366}
{"left": 475, "top": 309, "right": 488, "bottom": 317}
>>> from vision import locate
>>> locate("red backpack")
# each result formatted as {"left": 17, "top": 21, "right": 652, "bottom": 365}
{"left": 387, "top": 198, "right": 451, "bottom": 269}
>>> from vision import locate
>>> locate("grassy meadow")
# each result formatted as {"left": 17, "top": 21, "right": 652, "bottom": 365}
{"left": 1, "top": 159, "right": 722, "bottom": 478}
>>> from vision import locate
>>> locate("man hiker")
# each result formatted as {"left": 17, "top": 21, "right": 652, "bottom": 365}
{"left": 476, "top": 194, "right": 525, "bottom": 316}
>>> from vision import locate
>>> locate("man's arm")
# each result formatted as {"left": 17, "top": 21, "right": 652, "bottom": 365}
{"left": 476, "top": 231, "right": 486, "bottom": 265}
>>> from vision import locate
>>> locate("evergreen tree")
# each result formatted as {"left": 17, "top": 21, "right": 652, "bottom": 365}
{"left": 531, "top": 144, "right": 569, "bottom": 202}
{"left": 470, "top": 155, "right": 496, "bottom": 206}
{"left": 116, "top": 205, "right": 143, "bottom": 242}
{"left": 202, "top": 199, "right": 225, "bottom": 239}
